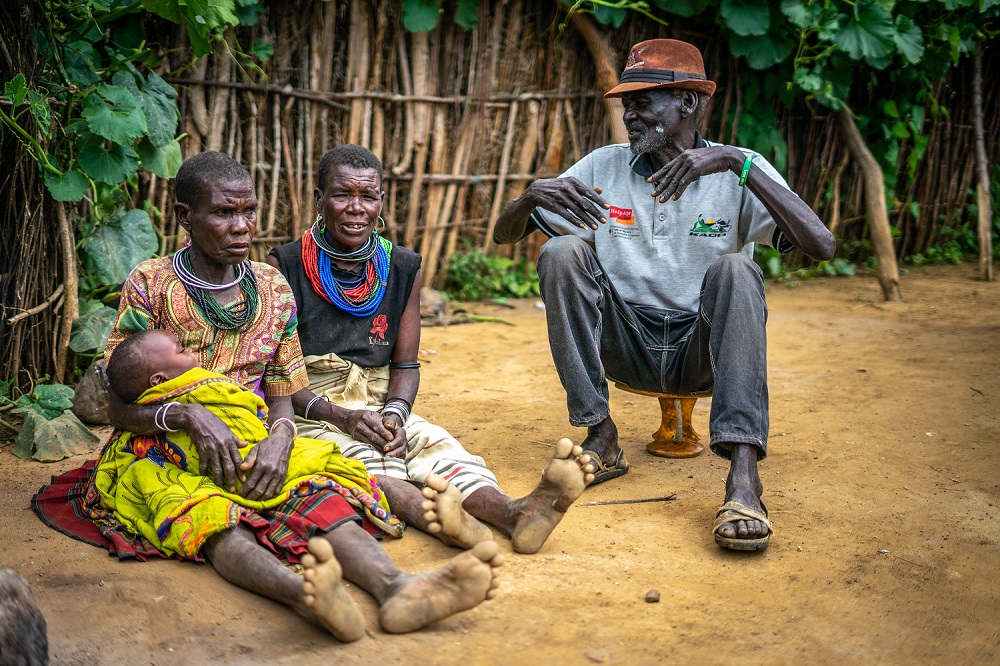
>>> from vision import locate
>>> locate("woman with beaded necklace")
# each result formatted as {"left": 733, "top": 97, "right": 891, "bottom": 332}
{"left": 269, "top": 145, "right": 595, "bottom": 555}
{"left": 38, "top": 151, "right": 506, "bottom": 640}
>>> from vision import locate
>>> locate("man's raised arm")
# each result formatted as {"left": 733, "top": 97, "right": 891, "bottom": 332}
{"left": 493, "top": 177, "right": 610, "bottom": 245}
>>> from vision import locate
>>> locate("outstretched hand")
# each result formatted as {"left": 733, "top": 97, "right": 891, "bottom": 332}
{"left": 185, "top": 404, "right": 246, "bottom": 492}
{"left": 649, "top": 145, "right": 742, "bottom": 203}
{"left": 526, "top": 177, "right": 609, "bottom": 230}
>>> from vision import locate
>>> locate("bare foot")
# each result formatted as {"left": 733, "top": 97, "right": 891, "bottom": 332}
{"left": 421, "top": 474, "right": 494, "bottom": 549}
{"left": 509, "top": 438, "right": 595, "bottom": 555}
{"left": 301, "top": 537, "right": 366, "bottom": 642}
{"left": 378, "top": 541, "right": 503, "bottom": 634}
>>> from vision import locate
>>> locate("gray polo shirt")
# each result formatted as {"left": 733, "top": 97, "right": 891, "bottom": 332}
{"left": 530, "top": 138, "right": 793, "bottom": 313}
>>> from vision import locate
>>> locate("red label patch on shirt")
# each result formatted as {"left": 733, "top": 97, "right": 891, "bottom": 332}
{"left": 609, "top": 206, "right": 634, "bottom": 225}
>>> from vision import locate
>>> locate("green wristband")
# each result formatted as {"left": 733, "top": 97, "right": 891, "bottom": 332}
{"left": 738, "top": 154, "right": 753, "bottom": 187}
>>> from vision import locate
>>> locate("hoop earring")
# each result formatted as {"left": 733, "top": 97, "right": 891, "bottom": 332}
{"left": 375, "top": 216, "right": 386, "bottom": 235}
{"left": 316, "top": 214, "right": 325, "bottom": 233}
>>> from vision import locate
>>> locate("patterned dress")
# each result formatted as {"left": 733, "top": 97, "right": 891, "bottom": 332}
{"left": 105, "top": 256, "right": 308, "bottom": 399}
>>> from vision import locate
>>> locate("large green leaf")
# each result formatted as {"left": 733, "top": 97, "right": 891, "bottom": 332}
{"left": 70, "top": 300, "right": 118, "bottom": 353}
{"left": 234, "top": 0, "right": 265, "bottom": 26}
{"left": 113, "top": 70, "right": 179, "bottom": 147}
{"left": 832, "top": 0, "right": 895, "bottom": 66}
{"left": 780, "top": 0, "right": 816, "bottom": 28}
{"left": 78, "top": 132, "right": 140, "bottom": 183}
{"left": 64, "top": 40, "right": 101, "bottom": 85}
{"left": 81, "top": 208, "right": 158, "bottom": 284}
{"left": 13, "top": 410, "right": 101, "bottom": 462}
{"left": 454, "top": 0, "right": 480, "bottom": 29}
{"left": 893, "top": 15, "right": 924, "bottom": 64}
{"left": 721, "top": 0, "right": 771, "bottom": 36}
{"left": 14, "top": 384, "right": 74, "bottom": 420}
{"left": 4, "top": 74, "right": 27, "bottom": 106}
{"left": 82, "top": 83, "right": 148, "bottom": 145}
{"left": 137, "top": 137, "right": 182, "bottom": 178}
{"left": 142, "top": 0, "right": 239, "bottom": 55}
{"left": 403, "top": 0, "right": 441, "bottom": 32}
{"left": 591, "top": 4, "right": 628, "bottom": 27}
{"left": 44, "top": 169, "right": 90, "bottom": 202}
{"left": 729, "top": 32, "right": 794, "bottom": 69}
{"left": 655, "top": 0, "right": 711, "bottom": 17}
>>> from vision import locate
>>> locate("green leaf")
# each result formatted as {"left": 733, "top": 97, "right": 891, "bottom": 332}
{"left": 82, "top": 208, "right": 158, "bottom": 284}
{"left": 44, "top": 169, "right": 91, "bottom": 202}
{"left": 655, "top": 0, "right": 710, "bottom": 16}
{"left": 4, "top": 74, "right": 27, "bottom": 106}
{"left": 891, "top": 121, "right": 909, "bottom": 139}
{"left": 591, "top": 4, "right": 628, "bottom": 27}
{"left": 110, "top": 70, "right": 179, "bottom": 147}
{"left": 234, "top": 0, "right": 266, "bottom": 26}
{"left": 26, "top": 90, "right": 52, "bottom": 137}
{"left": 82, "top": 83, "right": 148, "bottom": 144}
{"left": 137, "top": 137, "right": 182, "bottom": 178}
{"left": 721, "top": 0, "right": 771, "bottom": 36}
{"left": 729, "top": 32, "right": 794, "bottom": 69}
{"left": 141, "top": 0, "right": 182, "bottom": 23}
{"left": 403, "top": 0, "right": 441, "bottom": 32}
{"left": 13, "top": 410, "right": 101, "bottom": 462}
{"left": 70, "top": 302, "right": 118, "bottom": 353}
{"left": 832, "top": 0, "right": 895, "bottom": 66}
{"left": 14, "top": 384, "right": 74, "bottom": 420}
{"left": 64, "top": 40, "right": 102, "bottom": 85}
{"left": 780, "top": 0, "right": 814, "bottom": 28}
{"left": 77, "top": 131, "right": 140, "bottom": 183}
{"left": 454, "top": 0, "right": 480, "bottom": 29}
{"left": 144, "top": 0, "right": 239, "bottom": 56}
{"left": 249, "top": 38, "right": 274, "bottom": 61}
{"left": 893, "top": 15, "right": 924, "bottom": 64}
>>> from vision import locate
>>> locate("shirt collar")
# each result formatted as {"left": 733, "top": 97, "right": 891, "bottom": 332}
{"left": 629, "top": 131, "right": 707, "bottom": 178}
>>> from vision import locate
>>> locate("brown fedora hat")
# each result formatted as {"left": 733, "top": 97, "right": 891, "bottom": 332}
{"left": 605, "top": 39, "right": 716, "bottom": 98}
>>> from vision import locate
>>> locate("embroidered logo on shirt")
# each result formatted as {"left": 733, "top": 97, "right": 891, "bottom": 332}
{"left": 689, "top": 214, "right": 731, "bottom": 237}
{"left": 369, "top": 314, "right": 389, "bottom": 346}
{"left": 609, "top": 206, "right": 634, "bottom": 225}
{"left": 625, "top": 48, "right": 645, "bottom": 69}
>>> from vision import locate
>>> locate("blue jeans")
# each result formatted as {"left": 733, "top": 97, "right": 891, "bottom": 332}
{"left": 536, "top": 236, "right": 770, "bottom": 459}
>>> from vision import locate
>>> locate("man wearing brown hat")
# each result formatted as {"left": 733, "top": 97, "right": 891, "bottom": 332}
{"left": 493, "top": 39, "right": 835, "bottom": 551}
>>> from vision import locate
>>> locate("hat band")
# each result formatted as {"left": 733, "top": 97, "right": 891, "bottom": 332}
{"left": 619, "top": 67, "right": 707, "bottom": 85}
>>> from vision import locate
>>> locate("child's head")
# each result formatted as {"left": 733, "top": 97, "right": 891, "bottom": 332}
{"left": 106, "top": 330, "right": 200, "bottom": 402}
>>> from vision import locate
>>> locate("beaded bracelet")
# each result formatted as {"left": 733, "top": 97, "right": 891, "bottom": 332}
{"left": 303, "top": 395, "right": 324, "bottom": 420}
{"left": 154, "top": 402, "right": 180, "bottom": 433}
{"left": 269, "top": 417, "right": 297, "bottom": 438}
{"left": 738, "top": 154, "right": 754, "bottom": 187}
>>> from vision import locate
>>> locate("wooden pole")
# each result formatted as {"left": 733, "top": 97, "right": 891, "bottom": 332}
{"left": 972, "top": 44, "right": 993, "bottom": 282}
{"left": 53, "top": 203, "right": 78, "bottom": 384}
{"left": 836, "top": 106, "right": 902, "bottom": 301}
{"left": 568, "top": 12, "right": 627, "bottom": 145}
{"left": 482, "top": 100, "right": 519, "bottom": 253}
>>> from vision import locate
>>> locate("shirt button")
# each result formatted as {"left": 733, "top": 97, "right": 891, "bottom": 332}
{"left": 659, "top": 214, "right": 666, "bottom": 221}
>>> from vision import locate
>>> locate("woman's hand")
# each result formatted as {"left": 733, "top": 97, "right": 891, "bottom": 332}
{"left": 381, "top": 413, "right": 407, "bottom": 458}
{"left": 238, "top": 427, "right": 294, "bottom": 501}
{"left": 183, "top": 404, "right": 247, "bottom": 492}
{"left": 342, "top": 409, "right": 396, "bottom": 448}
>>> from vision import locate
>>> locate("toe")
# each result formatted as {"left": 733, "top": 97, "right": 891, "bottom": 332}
{"left": 570, "top": 443, "right": 584, "bottom": 457}
{"left": 301, "top": 553, "right": 317, "bottom": 569}
{"left": 471, "top": 540, "right": 500, "bottom": 561}
{"left": 423, "top": 509, "right": 439, "bottom": 523}
{"left": 425, "top": 473, "right": 449, "bottom": 492}
{"left": 308, "top": 536, "right": 334, "bottom": 562}
{"left": 553, "top": 437, "right": 574, "bottom": 458}
{"left": 421, "top": 486, "right": 437, "bottom": 500}
{"left": 421, "top": 498, "right": 435, "bottom": 511}
{"left": 717, "top": 522, "right": 736, "bottom": 539}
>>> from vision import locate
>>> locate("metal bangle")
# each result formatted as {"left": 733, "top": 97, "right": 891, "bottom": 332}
{"left": 388, "top": 361, "right": 421, "bottom": 370}
{"left": 155, "top": 402, "right": 180, "bottom": 433}
{"left": 303, "top": 395, "right": 324, "bottom": 420}
{"left": 381, "top": 404, "right": 408, "bottom": 424}
{"left": 269, "top": 417, "right": 297, "bottom": 438}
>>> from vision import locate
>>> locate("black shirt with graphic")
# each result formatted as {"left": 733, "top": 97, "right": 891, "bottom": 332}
{"left": 270, "top": 238, "right": 421, "bottom": 368}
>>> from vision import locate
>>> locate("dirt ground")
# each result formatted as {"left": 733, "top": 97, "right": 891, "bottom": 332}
{"left": 1, "top": 263, "right": 999, "bottom": 665}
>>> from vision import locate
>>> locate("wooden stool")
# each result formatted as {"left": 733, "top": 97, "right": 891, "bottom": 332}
{"left": 615, "top": 383, "right": 705, "bottom": 458}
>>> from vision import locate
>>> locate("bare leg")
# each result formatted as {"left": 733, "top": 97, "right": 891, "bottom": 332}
{"left": 322, "top": 523, "right": 503, "bottom": 633}
{"left": 203, "top": 526, "right": 365, "bottom": 642}
{"left": 715, "top": 443, "right": 769, "bottom": 539}
{"left": 443, "top": 438, "right": 594, "bottom": 554}
{"left": 378, "top": 474, "right": 492, "bottom": 549}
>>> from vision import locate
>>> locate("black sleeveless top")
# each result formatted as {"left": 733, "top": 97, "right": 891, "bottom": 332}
{"left": 269, "top": 238, "right": 421, "bottom": 367}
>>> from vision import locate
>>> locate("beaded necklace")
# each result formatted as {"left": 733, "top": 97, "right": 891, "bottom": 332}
{"left": 302, "top": 217, "right": 392, "bottom": 317}
{"left": 173, "top": 246, "right": 260, "bottom": 331}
